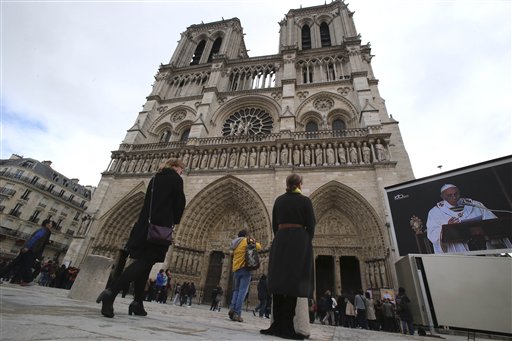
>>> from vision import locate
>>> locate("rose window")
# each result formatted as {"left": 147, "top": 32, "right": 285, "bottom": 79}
{"left": 222, "top": 108, "right": 273, "bottom": 136}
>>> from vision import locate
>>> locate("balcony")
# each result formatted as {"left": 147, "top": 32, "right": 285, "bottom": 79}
{"left": 0, "top": 187, "right": 16, "bottom": 197}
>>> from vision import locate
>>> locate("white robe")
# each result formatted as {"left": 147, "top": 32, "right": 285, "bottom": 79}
{"left": 426, "top": 198, "right": 499, "bottom": 253}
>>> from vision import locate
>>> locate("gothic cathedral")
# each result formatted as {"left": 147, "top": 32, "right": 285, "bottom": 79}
{"left": 68, "top": 0, "right": 414, "bottom": 303}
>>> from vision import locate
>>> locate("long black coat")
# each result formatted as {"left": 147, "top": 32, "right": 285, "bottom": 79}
{"left": 267, "top": 191, "right": 315, "bottom": 297}
{"left": 126, "top": 168, "right": 186, "bottom": 262}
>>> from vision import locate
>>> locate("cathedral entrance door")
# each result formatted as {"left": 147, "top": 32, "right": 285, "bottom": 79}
{"left": 203, "top": 251, "right": 224, "bottom": 304}
{"left": 339, "top": 256, "right": 362, "bottom": 293}
{"left": 315, "top": 255, "right": 335, "bottom": 299}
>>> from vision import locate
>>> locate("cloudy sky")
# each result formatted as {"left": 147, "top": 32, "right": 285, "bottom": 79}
{"left": 2, "top": 0, "right": 510, "bottom": 187}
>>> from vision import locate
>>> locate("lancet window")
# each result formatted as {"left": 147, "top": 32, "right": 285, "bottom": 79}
{"left": 190, "top": 40, "right": 206, "bottom": 65}
{"left": 320, "top": 22, "right": 331, "bottom": 47}
{"left": 301, "top": 24, "right": 311, "bottom": 50}
{"left": 207, "top": 37, "right": 222, "bottom": 63}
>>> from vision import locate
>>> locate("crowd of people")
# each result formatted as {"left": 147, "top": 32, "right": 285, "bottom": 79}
{"left": 309, "top": 287, "right": 417, "bottom": 335}
{"left": 0, "top": 257, "right": 80, "bottom": 290}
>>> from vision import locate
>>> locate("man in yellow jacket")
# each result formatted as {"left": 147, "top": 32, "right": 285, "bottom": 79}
{"left": 228, "top": 229, "right": 261, "bottom": 322}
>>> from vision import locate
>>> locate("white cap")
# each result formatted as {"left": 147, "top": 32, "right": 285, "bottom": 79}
{"left": 440, "top": 184, "right": 457, "bottom": 193}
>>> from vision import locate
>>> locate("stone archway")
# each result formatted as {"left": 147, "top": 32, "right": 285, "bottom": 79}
{"left": 310, "top": 181, "right": 390, "bottom": 296}
{"left": 91, "top": 192, "right": 144, "bottom": 259}
{"left": 168, "top": 175, "right": 271, "bottom": 304}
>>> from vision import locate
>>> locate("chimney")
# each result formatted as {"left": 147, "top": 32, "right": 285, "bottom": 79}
{"left": 42, "top": 161, "right": 53, "bottom": 167}
{"left": 9, "top": 154, "right": 23, "bottom": 160}
{"left": 71, "top": 178, "right": 80, "bottom": 184}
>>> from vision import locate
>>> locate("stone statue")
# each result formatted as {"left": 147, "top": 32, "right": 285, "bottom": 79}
{"left": 375, "top": 139, "right": 387, "bottom": 161}
{"left": 182, "top": 151, "right": 190, "bottom": 168}
{"left": 200, "top": 151, "right": 209, "bottom": 169}
{"left": 349, "top": 143, "right": 357, "bottom": 164}
{"left": 191, "top": 151, "right": 200, "bottom": 169}
{"left": 362, "top": 142, "right": 371, "bottom": 164}
{"left": 209, "top": 150, "right": 218, "bottom": 169}
{"left": 229, "top": 122, "right": 236, "bottom": 136}
{"left": 142, "top": 158, "right": 151, "bottom": 173}
{"left": 259, "top": 147, "right": 267, "bottom": 168}
{"left": 219, "top": 149, "right": 228, "bottom": 168}
{"left": 269, "top": 146, "right": 277, "bottom": 166}
{"left": 293, "top": 145, "right": 300, "bottom": 166}
{"left": 280, "top": 144, "right": 289, "bottom": 165}
{"left": 229, "top": 148, "right": 238, "bottom": 168}
{"left": 249, "top": 148, "right": 257, "bottom": 167}
{"left": 326, "top": 144, "right": 335, "bottom": 165}
{"left": 315, "top": 144, "right": 323, "bottom": 165}
{"left": 239, "top": 148, "right": 247, "bottom": 167}
{"left": 303, "top": 145, "right": 311, "bottom": 166}
{"left": 338, "top": 144, "right": 346, "bottom": 164}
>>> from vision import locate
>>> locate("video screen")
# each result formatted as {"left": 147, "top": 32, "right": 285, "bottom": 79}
{"left": 386, "top": 157, "right": 512, "bottom": 256}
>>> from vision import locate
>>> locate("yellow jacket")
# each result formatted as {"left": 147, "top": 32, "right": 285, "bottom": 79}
{"left": 231, "top": 237, "right": 262, "bottom": 272}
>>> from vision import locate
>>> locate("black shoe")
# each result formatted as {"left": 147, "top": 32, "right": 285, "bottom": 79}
{"left": 228, "top": 309, "right": 234, "bottom": 320}
{"left": 128, "top": 301, "right": 148, "bottom": 316}
{"left": 96, "top": 289, "right": 115, "bottom": 318}
{"left": 260, "top": 325, "right": 277, "bottom": 336}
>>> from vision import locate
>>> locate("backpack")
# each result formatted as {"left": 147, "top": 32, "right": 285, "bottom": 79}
{"left": 245, "top": 237, "right": 260, "bottom": 270}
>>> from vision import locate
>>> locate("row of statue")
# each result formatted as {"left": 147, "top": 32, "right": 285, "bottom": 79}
{"left": 107, "top": 140, "right": 389, "bottom": 173}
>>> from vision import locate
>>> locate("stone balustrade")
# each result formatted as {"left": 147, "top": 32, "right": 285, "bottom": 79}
{"left": 105, "top": 130, "right": 393, "bottom": 175}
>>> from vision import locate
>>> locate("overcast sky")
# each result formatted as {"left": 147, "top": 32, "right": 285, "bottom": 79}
{"left": 2, "top": 0, "right": 511, "bottom": 187}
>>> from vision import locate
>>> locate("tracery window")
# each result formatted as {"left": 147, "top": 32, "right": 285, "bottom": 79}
{"left": 306, "top": 121, "right": 318, "bottom": 132}
{"left": 190, "top": 40, "right": 206, "bottom": 65}
{"left": 207, "top": 37, "right": 222, "bottom": 63}
{"left": 320, "top": 22, "right": 331, "bottom": 47}
{"left": 180, "top": 128, "right": 190, "bottom": 142}
{"left": 222, "top": 108, "right": 273, "bottom": 136}
{"left": 160, "top": 130, "right": 171, "bottom": 143}
{"left": 301, "top": 25, "right": 311, "bottom": 50}
{"left": 332, "top": 119, "right": 346, "bottom": 132}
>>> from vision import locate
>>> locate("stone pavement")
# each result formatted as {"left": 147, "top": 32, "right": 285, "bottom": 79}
{"left": 0, "top": 283, "right": 498, "bottom": 341}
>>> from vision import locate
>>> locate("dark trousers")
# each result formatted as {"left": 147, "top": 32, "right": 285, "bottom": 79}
{"left": 271, "top": 294, "right": 298, "bottom": 336}
{"left": 110, "top": 259, "right": 153, "bottom": 303}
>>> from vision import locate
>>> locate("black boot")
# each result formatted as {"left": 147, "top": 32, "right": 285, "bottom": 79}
{"left": 96, "top": 289, "right": 115, "bottom": 318}
{"left": 128, "top": 301, "right": 148, "bottom": 316}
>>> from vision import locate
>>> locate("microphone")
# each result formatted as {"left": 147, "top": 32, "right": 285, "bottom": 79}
{"left": 457, "top": 198, "right": 512, "bottom": 214}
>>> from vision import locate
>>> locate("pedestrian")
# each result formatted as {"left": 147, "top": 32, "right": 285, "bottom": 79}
{"left": 261, "top": 173, "right": 316, "bottom": 340}
{"left": 162, "top": 269, "right": 172, "bottom": 303}
{"left": 96, "top": 158, "right": 186, "bottom": 318}
{"left": 180, "top": 282, "right": 189, "bottom": 306}
{"left": 172, "top": 283, "right": 181, "bottom": 305}
{"left": 365, "top": 292, "right": 378, "bottom": 330}
{"left": 354, "top": 290, "right": 368, "bottom": 329}
{"left": 2, "top": 219, "right": 54, "bottom": 286}
{"left": 228, "top": 229, "right": 262, "bottom": 322}
{"left": 188, "top": 282, "right": 196, "bottom": 307}
{"left": 381, "top": 298, "right": 395, "bottom": 332}
{"left": 155, "top": 269, "right": 167, "bottom": 303}
{"left": 321, "top": 290, "right": 336, "bottom": 325}
{"left": 396, "top": 287, "right": 414, "bottom": 335}
{"left": 253, "top": 274, "right": 268, "bottom": 318}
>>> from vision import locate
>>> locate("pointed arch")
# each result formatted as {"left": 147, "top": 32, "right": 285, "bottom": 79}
{"left": 310, "top": 181, "right": 386, "bottom": 257}
{"left": 207, "top": 37, "right": 223, "bottom": 63}
{"left": 175, "top": 175, "right": 272, "bottom": 250}
{"left": 320, "top": 22, "right": 331, "bottom": 47}
{"left": 91, "top": 189, "right": 146, "bottom": 258}
{"left": 190, "top": 39, "right": 206, "bottom": 65}
{"left": 301, "top": 24, "right": 312, "bottom": 50}
{"left": 296, "top": 91, "right": 360, "bottom": 127}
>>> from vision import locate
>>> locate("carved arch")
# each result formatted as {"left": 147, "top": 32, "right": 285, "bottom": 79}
{"left": 310, "top": 181, "right": 386, "bottom": 258}
{"left": 148, "top": 105, "right": 196, "bottom": 133}
{"left": 175, "top": 175, "right": 272, "bottom": 251}
{"left": 296, "top": 91, "right": 359, "bottom": 124}
{"left": 91, "top": 190, "right": 146, "bottom": 258}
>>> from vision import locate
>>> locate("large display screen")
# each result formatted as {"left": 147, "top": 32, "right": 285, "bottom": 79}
{"left": 386, "top": 156, "right": 512, "bottom": 256}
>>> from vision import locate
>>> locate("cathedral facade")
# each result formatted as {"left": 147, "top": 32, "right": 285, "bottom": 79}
{"left": 67, "top": 0, "right": 414, "bottom": 304}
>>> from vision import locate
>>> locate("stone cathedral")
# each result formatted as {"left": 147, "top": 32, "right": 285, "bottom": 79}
{"left": 67, "top": 0, "right": 414, "bottom": 304}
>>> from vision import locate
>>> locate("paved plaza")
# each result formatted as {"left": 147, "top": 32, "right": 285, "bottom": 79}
{"left": 0, "top": 283, "right": 501, "bottom": 341}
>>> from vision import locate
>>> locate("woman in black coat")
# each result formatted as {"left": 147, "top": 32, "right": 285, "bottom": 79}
{"left": 96, "top": 158, "right": 186, "bottom": 318}
{"left": 261, "top": 173, "right": 315, "bottom": 340}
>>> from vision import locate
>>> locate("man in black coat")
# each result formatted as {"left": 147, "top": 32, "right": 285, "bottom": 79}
{"left": 261, "top": 173, "right": 315, "bottom": 340}
{"left": 1, "top": 219, "right": 54, "bottom": 285}
{"left": 97, "top": 158, "right": 186, "bottom": 318}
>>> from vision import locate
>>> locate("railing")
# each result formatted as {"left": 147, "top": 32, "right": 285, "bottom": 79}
{"left": 0, "top": 187, "right": 16, "bottom": 196}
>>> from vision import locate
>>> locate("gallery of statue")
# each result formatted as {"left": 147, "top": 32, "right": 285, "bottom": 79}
{"left": 65, "top": 0, "right": 414, "bottom": 306}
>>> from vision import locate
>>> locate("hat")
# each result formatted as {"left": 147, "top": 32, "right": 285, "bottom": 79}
{"left": 440, "top": 184, "right": 457, "bottom": 193}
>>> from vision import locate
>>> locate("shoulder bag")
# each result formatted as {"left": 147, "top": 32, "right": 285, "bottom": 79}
{"left": 146, "top": 176, "right": 174, "bottom": 246}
